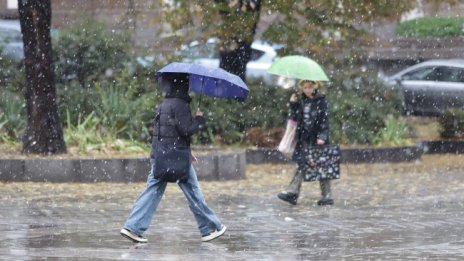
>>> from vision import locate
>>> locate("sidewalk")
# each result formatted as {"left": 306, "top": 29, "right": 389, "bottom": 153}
{"left": 1, "top": 154, "right": 464, "bottom": 260}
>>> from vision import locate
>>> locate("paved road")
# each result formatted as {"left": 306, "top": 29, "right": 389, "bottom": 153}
{"left": 1, "top": 154, "right": 464, "bottom": 260}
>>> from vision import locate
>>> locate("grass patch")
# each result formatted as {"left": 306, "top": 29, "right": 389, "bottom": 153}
{"left": 404, "top": 116, "right": 441, "bottom": 142}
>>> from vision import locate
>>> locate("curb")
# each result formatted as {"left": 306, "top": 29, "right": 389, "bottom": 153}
{"left": 2, "top": 141, "right": 461, "bottom": 182}
{"left": 0, "top": 150, "right": 246, "bottom": 183}
{"left": 246, "top": 146, "right": 423, "bottom": 164}
{"left": 419, "top": 140, "right": 464, "bottom": 154}
{"left": 340, "top": 146, "right": 422, "bottom": 163}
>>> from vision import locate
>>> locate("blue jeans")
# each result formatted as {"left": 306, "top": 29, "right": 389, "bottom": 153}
{"left": 123, "top": 164, "right": 223, "bottom": 236}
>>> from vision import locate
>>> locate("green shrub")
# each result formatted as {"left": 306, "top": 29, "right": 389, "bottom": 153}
{"left": 396, "top": 17, "right": 464, "bottom": 38}
{"left": 64, "top": 111, "right": 103, "bottom": 152}
{"left": 57, "top": 81, "right": 99, "bottom": 125}
{"left": 0, "top": 18, "right": 162, "bottom": 154}
{"left": 92, "top": 75, "right": 160, "bottom": 142}
{"left": 0, "top": 114, "right": 13, "bottom": 143}
{"left": 0, "top": 90, "right": 26, "bottom": 140}
{"left": 329, "top": 93, "right": 383, "bottom": 144}
{"left": 327, "top": 70, "right": 403, "bottom": 145}
{"left": 58, "top": 68, "right": 161, "bottom": 143}
{"left": 373, "top": 115, "right": 414, "bottom": 147}
{"left": 0, "top": 56, "right": 19, "bottom": 87}
{"left": 53, "top": 19, "right": 130, "bottom": 88}
{"left": 63, "top": 111, "right": 149, "bottom": 154}
{"left": 439, "top": 108, "right": 464, "bottom": 139}
{"left": 241, "top": 80, "right": 290, "bottom": 129}
{"left": 190, "top": 81, "right": 290, "bottom": 145}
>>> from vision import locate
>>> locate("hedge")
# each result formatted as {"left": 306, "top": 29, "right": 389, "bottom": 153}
{"left": 396, "top": 17, "right": 464, "bottom": 38}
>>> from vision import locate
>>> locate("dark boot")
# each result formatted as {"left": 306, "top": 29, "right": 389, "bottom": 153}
{"left": 277, "top": 192, "right": 298, "bottom": 205}
{"left": 317, "top": 198, "right": 334, "bottom": 206}
{"left": 317, "top": 180, "right": 334, "bottom": 206}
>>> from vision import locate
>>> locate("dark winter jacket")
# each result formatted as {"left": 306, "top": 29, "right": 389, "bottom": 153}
{"left": 289, "top": 94, "right": 329, "bottom": 164}
{"left": 150, "top": 74, "right": 205, "bottom": 159}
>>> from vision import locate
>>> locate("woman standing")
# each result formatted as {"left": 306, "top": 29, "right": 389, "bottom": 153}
{"left": 120, "top": 73, "right": 226, "bottom": 243}
{"left": 277, "top": 80, "right": 334, "bottom": 206}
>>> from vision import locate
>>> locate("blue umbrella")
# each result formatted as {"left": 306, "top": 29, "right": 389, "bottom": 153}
{"left": 156, "top": 62, "right": 249, "bottom": 101}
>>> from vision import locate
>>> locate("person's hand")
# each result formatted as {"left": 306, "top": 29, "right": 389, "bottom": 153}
{"left": 191, "top": 153, "right": 198, "bottom": 164}
{"left": 196, "top": 110, "right": 203, "bottom": 117}
{"left": 290, "top": 93, "right": 298, "bottom": 103}
{"left": 316, "top": 139, "right": 325, "bottom": 145}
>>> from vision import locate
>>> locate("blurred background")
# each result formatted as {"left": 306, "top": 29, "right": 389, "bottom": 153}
{"left": 1, "top": 0, "right": 463, "bottom": 156}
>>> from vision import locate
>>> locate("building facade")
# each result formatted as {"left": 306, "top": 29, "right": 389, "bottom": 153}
{"left": 0, "top": 0, "right": 18, "bottom": 18}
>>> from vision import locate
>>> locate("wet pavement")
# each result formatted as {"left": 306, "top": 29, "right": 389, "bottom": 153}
{"left": 1, "top": 154, "right": 464, "bottom": 260}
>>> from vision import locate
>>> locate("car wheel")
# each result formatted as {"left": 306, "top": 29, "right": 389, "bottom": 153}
{"left": 402, "top": 103, "right": 414, "bottom": 116}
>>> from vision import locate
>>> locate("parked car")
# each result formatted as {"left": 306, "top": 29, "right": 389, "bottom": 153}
{"left": 0, "top": 19, "right": 23, "bottom": 62}
{"left": 383, "top": 59, "right": 464, "bottom": 115}
{"left": 180, "top": 39, "right": 282, "bottom": 86}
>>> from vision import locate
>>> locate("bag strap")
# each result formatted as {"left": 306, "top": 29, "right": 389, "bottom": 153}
{"left": 156, "top": 106, "right": 162, "bottom": 141}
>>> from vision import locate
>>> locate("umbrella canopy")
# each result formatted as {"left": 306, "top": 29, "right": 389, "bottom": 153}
{"left": 267, "top": 55, "right": 329, "bottom": 82}
{"left": 156, "top": 62, "right": 249, "bottom": 101}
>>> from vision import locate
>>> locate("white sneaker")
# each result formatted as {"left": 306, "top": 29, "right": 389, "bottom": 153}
{"left": 120, "top": 228, "right": 148, "bottom": 243}
{"left": 201, "top": 225, "right": 227, "bottom": 242}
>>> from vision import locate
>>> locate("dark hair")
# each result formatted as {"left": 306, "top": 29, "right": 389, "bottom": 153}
{"left": 160, "top": 73, "right": 189, "bottom": 88}
{"left": 160, "top": 73, "right": 191, "bottom": 100}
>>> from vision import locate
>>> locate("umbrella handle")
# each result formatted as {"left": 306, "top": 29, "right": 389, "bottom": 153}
{"left": 198, "top": 94, "right": 203, "bottom": 109}
{"left": 197, "top": 76, "right": 204, "bottom": 109}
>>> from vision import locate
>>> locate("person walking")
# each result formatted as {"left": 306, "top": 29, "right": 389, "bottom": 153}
{"left": 120, "top": 73, "right": 226, "bottom": 243}
{"left": 277, "top": 79, "right": 334, "bottom": 206}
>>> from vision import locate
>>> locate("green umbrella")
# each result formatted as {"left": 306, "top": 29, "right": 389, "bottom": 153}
{"left": 268, "top": 55, "right": 329, "bottom": 81}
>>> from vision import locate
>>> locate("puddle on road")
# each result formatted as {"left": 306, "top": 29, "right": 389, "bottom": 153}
{"left": 2, "top": 155, "right": 464, "bottom": 259}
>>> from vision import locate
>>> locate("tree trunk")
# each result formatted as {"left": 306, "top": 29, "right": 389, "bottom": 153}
{"left": 18, "top": 0, "right": 66, "bottom": 154}
{"left": 219, "top": 41, "right": 252, "bottom": 81}
{"left": 217, "top": 0, "right": 261, "bottom": 81}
